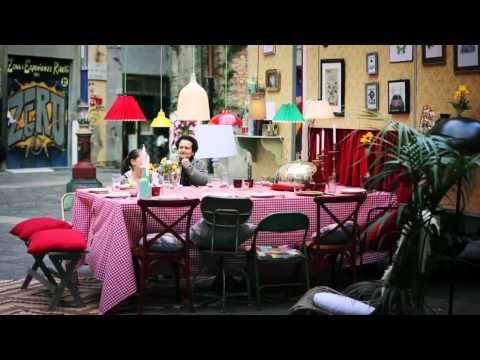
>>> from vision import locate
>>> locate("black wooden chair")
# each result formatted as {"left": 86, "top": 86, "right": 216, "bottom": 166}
{"left": 248, "top": 212, "right": 311, "bottom": 310}
{"left": 134, "top": 198, "right": 200, "bottom": 315}
{"left": 191, "top": 196, "right": 255, "bottom": 312}
{"left": 307, "top": 193, "right": 367, "bottom": 286}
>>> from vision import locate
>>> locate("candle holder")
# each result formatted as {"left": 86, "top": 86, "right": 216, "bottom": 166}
{"left": 328, "top": 144, "right": 339, "bottom": 193}
{"left": 312, "top": 152, "right": 327, "bottom": 184}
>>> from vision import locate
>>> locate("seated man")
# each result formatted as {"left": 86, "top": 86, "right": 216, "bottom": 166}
{"left": 176, "top": 135, "right": 208, "bottom": 187}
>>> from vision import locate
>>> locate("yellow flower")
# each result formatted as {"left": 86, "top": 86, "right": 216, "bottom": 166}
{"left": 172, "top": 163, "right": 178, "bottom": 171}
{"left": 453, "top": 91, "right": 461, "bottom": 101}
{"left": 161, "top": 157, "right": 167, "bottom": 165}
{"left": 458, "top": 85, "right": 468, "bottom": 93}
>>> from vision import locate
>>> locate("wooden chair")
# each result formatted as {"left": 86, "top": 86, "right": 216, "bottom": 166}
{"left": 307, "top": 193, "right": 367, "bottom": 286}
{"left": 193, "top": 196, "right": 255, "bottom": 312}
{"left": 249, "top": 212, "right": 311, "bottom": 310}
{"left": 134, "top": 198, "right": 200, "bottom": 315}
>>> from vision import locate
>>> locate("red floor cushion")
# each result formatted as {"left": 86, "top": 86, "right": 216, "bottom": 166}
{"left": 27, "top": 229, "right": 87, "bottom": 254}
{"left": 10, "top": 217, "right": 72, "bottom": 241}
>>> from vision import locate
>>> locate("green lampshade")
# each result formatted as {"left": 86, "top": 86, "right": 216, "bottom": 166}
{"left": 273, "top": 103, "right": 304, "bottom": 123}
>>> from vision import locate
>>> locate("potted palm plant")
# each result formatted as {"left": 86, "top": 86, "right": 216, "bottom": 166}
{"left": 344, "top": 112, "right": 480, "bottom": 314}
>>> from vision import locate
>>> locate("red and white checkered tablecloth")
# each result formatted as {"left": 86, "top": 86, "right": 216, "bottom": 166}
{"left": 72, "top": 186, "right": 396, "bottom": 314}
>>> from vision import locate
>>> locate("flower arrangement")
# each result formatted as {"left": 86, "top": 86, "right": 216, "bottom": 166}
{"left": 360, "top": 131, "right": 374, "bottom": 147}
{"left": 158, "top": 157, "right": 179, "bottom": 176}
{"left": 450, "top": 84, "right": 471, "bottom": 117}
{"left": 171, "top": 120, "right": 196, "bottom": 148}
{"left": 419, "top": 105, "right": 436, "bottom": 133}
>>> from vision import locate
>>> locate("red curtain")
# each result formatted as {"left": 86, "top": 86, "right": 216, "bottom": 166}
{"left": 309, "top": 128, "right": 402, "bottom": 191}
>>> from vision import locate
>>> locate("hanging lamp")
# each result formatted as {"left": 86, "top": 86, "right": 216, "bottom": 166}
{"left": 151, "top": 45, "right": 172, "bottom": 128}
{"left": 176, "top": 45, "right": 210, "bottom": 121}
{"left": 210, "top": 45, "right": 242, "bottom": 126}
{"left": 273, "top": 103, "right": 304, "bottom": 123}
{"left": 105, "top": 45, "right": 146, "bottom": 122}
{"left": 249, "top": 45, "right": 266, "bottom": 120}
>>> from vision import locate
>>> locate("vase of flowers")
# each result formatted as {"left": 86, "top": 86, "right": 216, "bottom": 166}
{"left": 158, "top": 157, "right": 180, "bottom": 189}
{"left": 360, "top": 131, "right": 374, "bottom": 187}
{"left": 450, "top": 84, "right": 471, "bottom": 117}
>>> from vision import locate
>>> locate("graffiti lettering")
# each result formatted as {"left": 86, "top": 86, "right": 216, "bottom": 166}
{"left": 7, "top": 59, "right": 70, "bottom": 75}
{"left": 8, "top": 86, "right": 66, "bottom": 148}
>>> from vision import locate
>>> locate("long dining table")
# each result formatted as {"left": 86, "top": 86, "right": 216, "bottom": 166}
{"left": 72, "top": 184, "right": 396, "bottom": 314}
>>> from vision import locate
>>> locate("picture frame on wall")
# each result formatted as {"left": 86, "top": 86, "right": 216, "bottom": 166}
{"left": 454, "top": 45, "right": 480, "bottom": 72}
{"left": 388, "top": 80, "right": 410, "bottom": 114}
{"left": 265, "top": 69, "right": 281, "bottom": 92}
{"left": 320, "top": 59, "right": 345, "bottom": 116}
{"left": 390, "top": 45, "right": 414, "bottom": 63}
{"left": 365, "top": 82, "right": 379, "bottom": 111}
{"left": 422, "top": 45, "right": 446, "bottom": 65}
{"left": 366, "top": 52, "right": 378, "bottom": 75}
{"left": 263, "top": 45, "right": 276, "bottom": 55}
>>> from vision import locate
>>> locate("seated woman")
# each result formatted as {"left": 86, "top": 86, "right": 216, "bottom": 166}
{"left": 176, "top": 135, "right": 208, "bottom": 186}
{"left": 120, "top": 149, "right": 142, "bottom": 186}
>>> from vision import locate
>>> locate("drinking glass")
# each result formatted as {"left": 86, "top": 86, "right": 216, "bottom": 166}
{"left": 327, "top": 175, "right": 337, "bottom": 194}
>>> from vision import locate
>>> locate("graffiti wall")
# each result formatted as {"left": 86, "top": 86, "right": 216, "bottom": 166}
{"left": 7, "top": 55, "right": 70, "bottom": 168}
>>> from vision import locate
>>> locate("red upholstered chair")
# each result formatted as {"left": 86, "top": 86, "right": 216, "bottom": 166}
{"left": 26, "top": 228, "right": 87, "bottom": 310}
{"left": 306, "top": 193, "right": 367, "bottom": 286}
{"left": 134, "top": 198, "right": 200, "bottom": 315}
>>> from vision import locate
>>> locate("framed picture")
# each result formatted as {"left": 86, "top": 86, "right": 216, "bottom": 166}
{"left": 422, "top": 45, "right": 446, "bottom": 65}
{"left": 454, "top": 45, "right": 480, "bottom": 72}
{"left": 366, "top": 52, "right": 378, "bottom": 75}
{"left": 390, "top": 45, "right": 413, "bottom": 63}
{"left": 388, "top": 80, "right": 410, "bottom": 114}
{"left": 265, "top": 69, "right": 281, "bottom": 92}
{"left": 320, "top": 59, "right": 345, "bottom": 116}
{"left": 263, "top": 45, "right": 276, "bottom": 55}
{"left": 365, "top": 82, "right": 379, "bottom": 111}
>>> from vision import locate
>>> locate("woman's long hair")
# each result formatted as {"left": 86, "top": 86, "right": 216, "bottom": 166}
{"left": 121, "top": 149, "right": 140, "bottom": 175}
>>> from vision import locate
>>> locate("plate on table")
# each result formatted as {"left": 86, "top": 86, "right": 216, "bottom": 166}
{"left": 118, "top": 184, "right": 132, "bottom": 190}
{"left": 105, "top": 192, "right": 131, "bottom": 199}
{"left": 202, "top": 193, "right": 237, "bottom": 199}
{"left": 249, "top": 192, "right": 277, "bottom": 198}
{"left": 87, "top": 188, "right": 109, "bottom": 194}
{"left": 152, "top": 195, "right": 185, "bottom": 200}
{"left": 340, "top": 188, "right": 366, "bottom": 194}
{"left": 295, "top": 190, "right": 325, "bottom": 197}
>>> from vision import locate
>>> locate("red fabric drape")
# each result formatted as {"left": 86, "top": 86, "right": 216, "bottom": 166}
{"left": 309, "top": 128, "right": 370, "bottom": 187}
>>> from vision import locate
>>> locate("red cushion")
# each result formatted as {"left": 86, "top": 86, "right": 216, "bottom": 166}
{"left": 366, "top": 209, "right": 398, "bottom": 250}
{"left": 10, "top": 217, "right": 72, "bottom": 241}
{"left": 27, "top": 229, "right": 87, "bottom": 254}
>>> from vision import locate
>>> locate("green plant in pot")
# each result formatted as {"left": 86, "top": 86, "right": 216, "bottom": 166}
{"left": 343, "top": 112, "right": 480, "bottom": 314}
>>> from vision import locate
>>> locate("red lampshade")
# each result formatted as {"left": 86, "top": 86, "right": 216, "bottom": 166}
{"left": 104, "top": 95, "right": 146, "bottom": 122}
{"left": 209, "top": 109, "right": 242, "bottom": 126}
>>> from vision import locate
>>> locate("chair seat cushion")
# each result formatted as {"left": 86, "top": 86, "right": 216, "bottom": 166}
{"left": 313, "top": 221, "right": 354, "bottom": 245}
{"left": 245, "top": 245, "right": 303, "bottom": 259}
{"left": 190, "top": 219, "right": 256, "bottom": 251}
{"left": 140, "top": 232, "right": 184, "bottom": 252}
{"left": 313, "top": 292, "right": 375, "bottom": 315}
{"left": 11, "top": 217, "right": 72, "bottom": 241}
{"left": 27, "top": 229, "right": 87, "bottom": 254}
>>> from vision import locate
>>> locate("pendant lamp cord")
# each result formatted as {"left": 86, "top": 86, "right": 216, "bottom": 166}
{"left": 123, "top": 45, "right": 127, "bottom": 95}
{"left": 160, "top": 45, "right": 163, "bottom": 111}
{"left": 256, "top": 45, "right": 260, "bottom": 94}
{"left": 225, "top": 45, "right": 228, "bottom": 109}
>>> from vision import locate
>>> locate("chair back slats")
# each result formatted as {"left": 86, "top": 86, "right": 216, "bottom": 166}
{"left": 137, "top": 198, "right": 200, "bottom": 252}
{"left": 314, "top": 193, "right": 367, "bottom": 244}
{"left": 253, "top": 212, "right": 309, "bottom": 249}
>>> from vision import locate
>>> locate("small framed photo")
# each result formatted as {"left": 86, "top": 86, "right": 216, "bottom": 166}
{"left": 366, "top": 52, "right": 378, "bottom": 75}
{"left": 263, "top": 45, "right": 276, "bottom": 55}
{"left": 390, "top": 45, "right": 413, "bottom": 63}
{"left": 320, "top": 59, "right": 345, "bottom": 116}
{"left": 422, "top": 45, "right": 446, "bottom": 65}
{"left": 454, "top": 45, "right": 480, "bottom": 73}
{"left": 388, "top": 80, "right": 410, "bottom": 114}
{"left": 265, "top": 69, "right": 281, "bottom": 92}
{"left": 365, "top": 82, "right": 379, "bottom": 111}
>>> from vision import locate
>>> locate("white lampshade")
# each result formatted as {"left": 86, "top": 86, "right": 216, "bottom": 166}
{"left": 194, "top": 125, "right": 237, "bottom": 159}
{"left": 176, "top": 73, "right": 210, "bottom": 121}
{"left": 304, "top": 100, "right": 334, "bottom": 120}
{"left": 249, "top": 93, "right": 266, "bottom": 120}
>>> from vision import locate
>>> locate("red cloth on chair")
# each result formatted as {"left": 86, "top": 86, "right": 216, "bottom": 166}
{"left": 10, "top": 217, "right": 72, "bottom": 241}
{"left": 365, "top": 208, "right": 398, "bottom": 250}
{"left": 27, "top": 229, "right": 87, "bottom": 254}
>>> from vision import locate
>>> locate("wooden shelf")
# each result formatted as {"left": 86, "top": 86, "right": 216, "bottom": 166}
{"left": 235, "top": 135, "right": 284, "bottom": 164}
